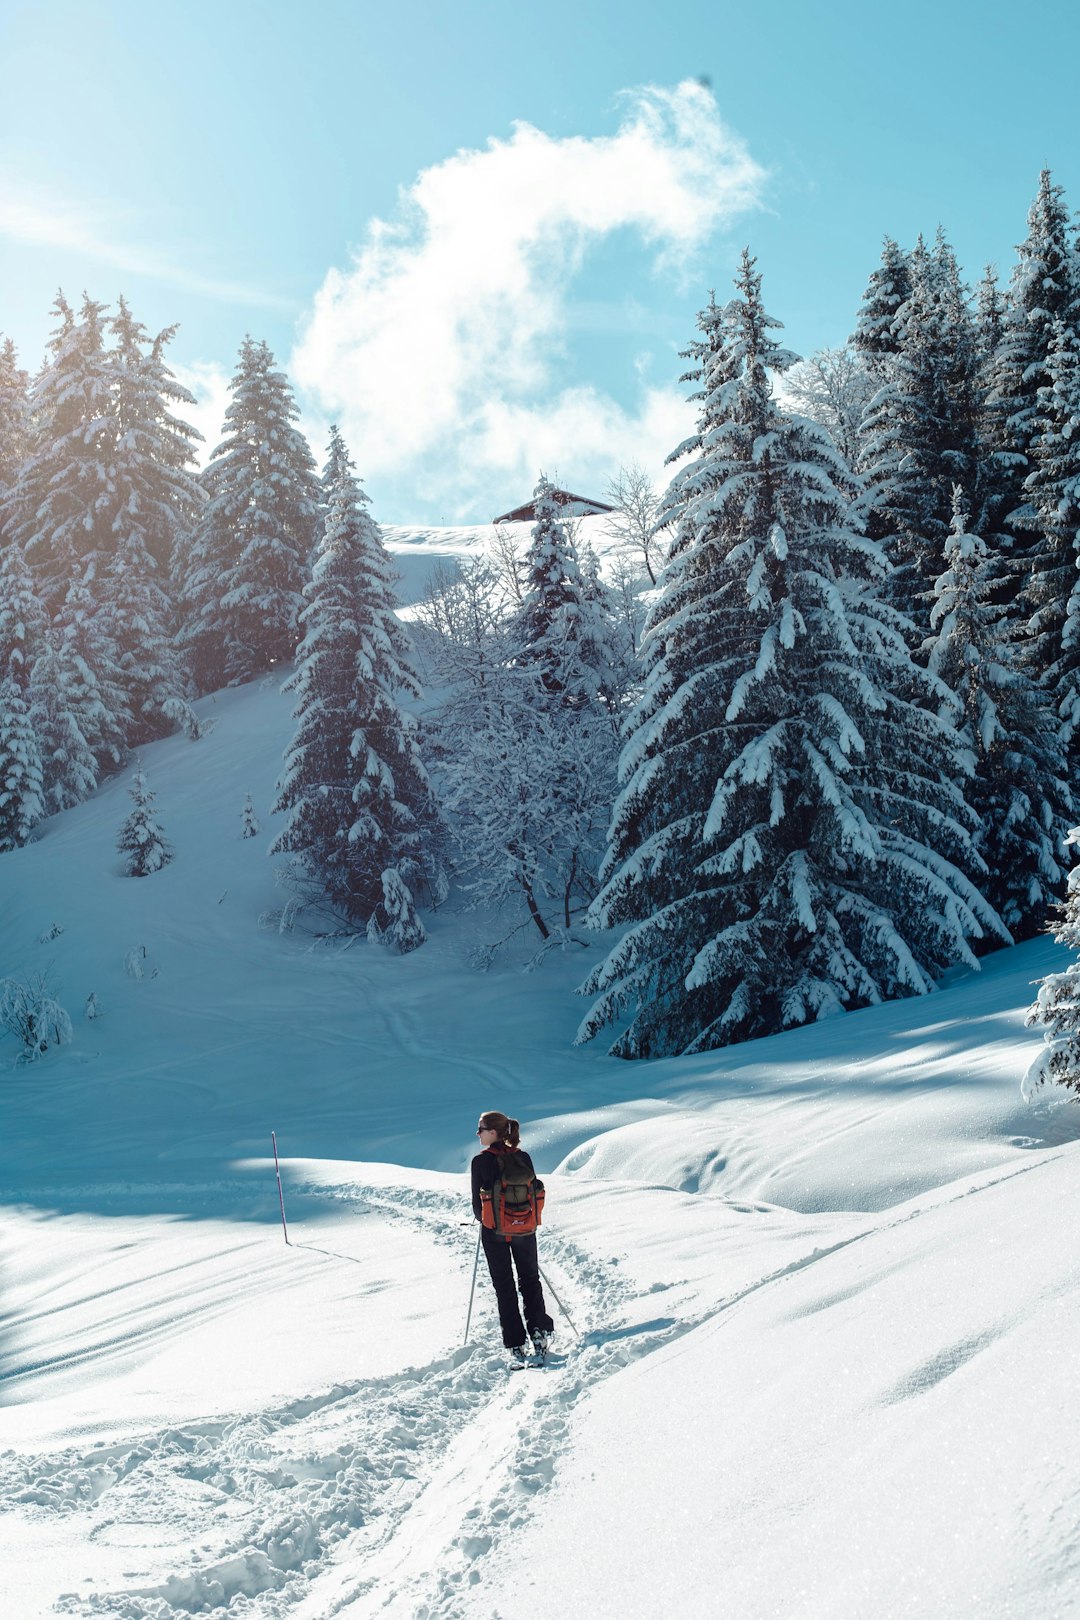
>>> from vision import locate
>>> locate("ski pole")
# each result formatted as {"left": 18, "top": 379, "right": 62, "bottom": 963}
{"left": 463, "top": 1226, "right": 482, "bottom": 1346}
{"left": 272, "top": 1130, "right": 290, "bottom": 1245}
{"left": 538, "top": 1261, "right": 580, "bottom": 1340}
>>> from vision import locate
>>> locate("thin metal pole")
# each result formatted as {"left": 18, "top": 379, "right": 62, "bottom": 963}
{"left": 538, "top": 1261, "right": 580, "bottom": 1339}
{"left": 272, "top": 1130, "right": 290, "bottom": 1245}
{"left": 463, "top": 1226, "right": 482, "bottom": 1346}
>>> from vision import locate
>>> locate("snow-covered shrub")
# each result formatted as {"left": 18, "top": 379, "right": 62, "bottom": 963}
{"left": 241, "top": 793, "right": 260, "bottom": 839}
{"left": 118, "top": 770, "right": 172, "bottom": 876}
{"left": 367, "top": 867, "right": 426, "bottom": 954}
{"left": 0, "top": 973, "right": 73, "bottom": 1061}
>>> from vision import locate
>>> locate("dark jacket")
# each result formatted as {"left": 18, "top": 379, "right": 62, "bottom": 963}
{"left": 471, "top": 1144, "right": 538, "bottom": 1220}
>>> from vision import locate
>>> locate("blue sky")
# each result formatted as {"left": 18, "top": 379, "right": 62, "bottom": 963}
{"left": 1, "top": 0, "right": 1077, "bottom": 523}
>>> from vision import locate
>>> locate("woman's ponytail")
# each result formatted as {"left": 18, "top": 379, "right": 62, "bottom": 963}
{"left": 479, "top": 1110, "right": 520, "bottom": 1150}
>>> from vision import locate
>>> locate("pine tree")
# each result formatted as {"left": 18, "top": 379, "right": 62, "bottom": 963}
{"left": 181, "top": 337, "right": 319, "bottom": 692}
{"left": 983, "top": 170, "right": 1077, "bottom": 574}
{"left": 514, "top": 477, "right": 620, "bottom": 709}
{"left": 851, "top": 236, "right": 911, "bottom": 374}
{"left": 0, "top": 509, "right": 45, "bottom": 685}
{"left": 0, "top": 336, "right": 31, "bottom": 494}
{"left": 100, "top": 300, "right": 201, "bottom": 744}
{"left": 110, "top": 300, "right": 203, "bottom": 576}
{"left": 972, "top": 262, "right": 1014, "bottom": 577}
{"left": 1024, "top": 838, "right": 1080, "bottom": 1098}
{"left": 29, "top": 633, "right": 99, "bottom": 813}
{"left": 926, "top": 489, "right": 1071, "bottom": 939}
{"left": 1019, "top": 319, "right": 1080, "bottom": 748}
{"left": 974, "top": 266, "right": 1006, "bottom": 372}
{"left": 859, "top": 234, "right": 980, "bottom": 627}
{"left": 5, "top": 295, "right": 132, "bottom": 771}
{"left": 271, "top": 429, "right": 443, "bottom": 928}
{"left": 0, "top": 535, "right": 45, "bottom": 849}
{"left": 117, "top": 769, "right": 172, "bottom": 875}
{"left": 435, "top": 480, "right": 625, "bottom": 942}
{"left": 52, "top": 565, "right": 130, "bottom": 775}
{"left": 0, "top": 677, "right": 43, "bottom": 852}
{"left": 367, "top": 867, "right": 426, "bottom": 953}
{"left": 8, "top": 294, "right": 114, "bottom": 613}
{"left": 578, "top": 253, "right": 1006, "bottom": 1059}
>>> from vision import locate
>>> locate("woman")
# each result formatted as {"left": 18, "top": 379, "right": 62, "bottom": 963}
{"left": 471, "top": 1110, "right": 555, "bottom": 1365}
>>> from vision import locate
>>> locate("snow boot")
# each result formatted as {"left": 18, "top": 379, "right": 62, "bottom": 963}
{"left": 530, "top": 1329, "right": 553, "bottom": 1363}
{"left": 509, "top": 1344, "right": 529, "bottom": 1369}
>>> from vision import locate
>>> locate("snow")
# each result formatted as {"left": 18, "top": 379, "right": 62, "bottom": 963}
{"left": 3, "top": 668, "right": 1080, "bottom": 1618}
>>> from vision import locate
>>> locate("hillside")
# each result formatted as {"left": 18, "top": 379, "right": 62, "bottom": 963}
{"left": 2, "top": 667, "right": 1080, "bottom": 1620}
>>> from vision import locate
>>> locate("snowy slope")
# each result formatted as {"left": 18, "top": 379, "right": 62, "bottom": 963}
{"left": 3, "top": 670, "right": 1080, "bottom": 1619}
{"left": 381, "top": 513, "right": 625, "bottom": 607}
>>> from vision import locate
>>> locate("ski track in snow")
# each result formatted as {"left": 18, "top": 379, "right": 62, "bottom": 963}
{"left": 0, "top": 1179, "right": 633, "bottom": 1620}
{"left": 3, "top": 1157, "right": 1051, "bottom": 1619}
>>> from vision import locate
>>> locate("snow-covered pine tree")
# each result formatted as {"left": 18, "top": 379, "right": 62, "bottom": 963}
{"left": 851, "top": 236, "right": 911, "bottom": 374}
{"left": 974, "top": 266, "right": 1006, "bottom": 373}
{"left": 984, "top": 171, "right": 1077, "bottom": 548}
{"left": 0, "top": 532, "right": 45, "bottom": 850}
{"left": 0, "top": 336, "right": 30, "bottom": 494}
{"left": 1019, "top": 319, "right": 1080, "bottom": 752}
{"left": 317, "top": 423, "right": 352, "bottom": 561}
{"left": 1024, "top": 831, "right": 1080, "bottom": 1098}
{"left": 973, "top": 262, "right": 1013, "bottom": 576}
{"left": 117, "top": 769, "right": 172, "bottom": 875}
{"left": 52, "top": 564, "right": 130, "bottom": 776}
{"left": 271, "top": 428, "right": 443, "bottom": 929}
{"left": 0, "top": 675, "right": 43, "bottom": 853}
{"left": 926, "top": 488, "right": 1071, "bottom": 939}
{"left": 7, "top": 294, "right": 114, "bottom": 614}
{"left": 578, "top": 538, "right": 637, "bottom": 712}
{"left": 241, "top": 793, "right": 260, "bottom": 839}
{"left": 0, "top": 479, "right": 45, "bottom": 681}
{"left": 113, "top": 302, "right": 204, "bottom": 577}
{"left": 5, "top": 296, "right": 134, "bottom": 776}
{"left": 366, "top": 867, "right": 426, "bottom": 954}
{"left": 514, "top": 476, "right": 620, "bottom": 709}
{"left": 181, "top": 337, "right": 319, "bottom": 693}
{"left": 29, "top": 632, "right": 99, "bottom": 813}
{"left": 100, "top": 300, "right": 201, "bottom": 744}
{"left": 577, "top": 252, "right": 1007, "bottom": 1060}
{"left": 433, "top": 481, "right": 624, "bottom": 943}
{"left": 858, "top": 233, "right": 980, "bottom": 628}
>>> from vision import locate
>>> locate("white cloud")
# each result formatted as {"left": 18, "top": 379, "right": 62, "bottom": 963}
{"left": 171, "top": 360, "right": 234, "bottom": 468}
{"left": 291, "top": 82, "right": 766, "bottom": 517}
{"left": 0, "top": 177, "right": 291, "bottom": 310}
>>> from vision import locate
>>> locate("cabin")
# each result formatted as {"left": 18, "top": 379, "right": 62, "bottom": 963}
{"left": 492, "top": 487, "right": 616, "bottom": 524}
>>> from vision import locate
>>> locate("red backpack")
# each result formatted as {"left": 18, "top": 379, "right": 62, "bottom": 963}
{"left": 480, "top": 1151, "right": 545, "bottom": 1239}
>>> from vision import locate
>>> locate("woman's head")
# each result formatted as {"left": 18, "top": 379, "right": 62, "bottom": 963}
{"left": 477, "top": 1111, "right": 520, "bottom": 1150}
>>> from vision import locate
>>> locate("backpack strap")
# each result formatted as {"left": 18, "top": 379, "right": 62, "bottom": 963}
{"left": 491, "top": 1153, "right": 506, "bottom": 1239}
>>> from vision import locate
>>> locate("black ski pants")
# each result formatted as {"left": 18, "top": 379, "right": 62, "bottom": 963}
{"left": 481, "top": 1227, "right": 555, "bottom": 1348}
